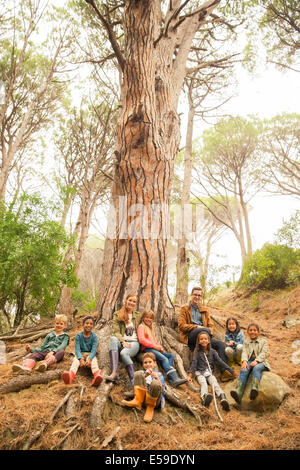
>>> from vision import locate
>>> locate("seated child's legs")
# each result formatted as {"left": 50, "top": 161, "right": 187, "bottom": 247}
{"left": 196, "top": 373, "right": 208, "bottom": 396}
{"left": 91, "top": 357, "right": 100, "bottom": 374}
{"left": 54, "top": 350, "right": 65, "bottom": 362}
{"left": 70, "top": 357, "right": 80, "bottom": 374}
{"left": 207, "top": 374, "right": 223, "bottom": 397}
{"left": 252, "top": 362, "right": 268, "bottom": 381}
{"left": 133, "top": 370, "right": 146, "bottom": 387}
{"left": 239, "top": 361, "right": 252, "bottom": 384}
{"left": 225, "top": 346, "right": 234, "bottom": 360}
{"left": 149, "top": 379, "right": 162, "bottom": 403}
{"left": 29, "top": 352, "right": 47, "bottom": 362}
{"left": 234, "top": 344, "right": 243, "bottom": 362}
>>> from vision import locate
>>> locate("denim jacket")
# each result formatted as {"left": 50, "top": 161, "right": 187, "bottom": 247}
{"left": 224, "top": 330, "right": 244, "bottom": 348}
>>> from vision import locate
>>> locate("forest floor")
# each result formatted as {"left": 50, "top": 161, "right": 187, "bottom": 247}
{"left": 0, "top": 286, "right": 299, "bottom": 451}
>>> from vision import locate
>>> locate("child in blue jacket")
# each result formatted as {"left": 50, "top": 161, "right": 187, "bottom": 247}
{"left": 224, "top": 317, "right": 244, "bottom": 366}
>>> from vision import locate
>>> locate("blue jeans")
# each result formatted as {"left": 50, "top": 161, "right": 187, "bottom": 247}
{"left": 142, "top": 348, "right": 174, "bottom": 373}
{"left": 109, "top": 336, "right": 140, "bottom": 367}
{"left": 239, "top": 361, "right": 268, "bottom": 385}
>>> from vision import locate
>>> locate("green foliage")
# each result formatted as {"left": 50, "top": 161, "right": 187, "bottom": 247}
{"left": 275, "top": 210, "right": 300, "bottom": 249}
{"left": 240, "top": 243, "right": 300, "bottom": 290}
{"left": 0, "top": 194, "right": 77, "bottom": 326}
{"left": 72, "top": 289, "right": 97, "bottom": 313}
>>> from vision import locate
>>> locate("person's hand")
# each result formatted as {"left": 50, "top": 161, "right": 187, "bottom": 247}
{"left": 45, "top": 351, "right": 54, "bottom": 360}
{"left": 241, "top": 360, "right": 248, "bottom": 370}
{"left": 80, "top": 358, "right": 86, "bottom": 367}
{"left": 157, "top": 345, "right": 164, "bottom": 352}
{"left": 145, "top": 368, "right": 153, "bottom": 377}
{"left": 233, "top": 371, "right": 239, "bottom": 378}
{"left": 25, "top": 344, "right": 32, "bottom": 352}
{"left": 122, "top": 341, "right": 131, "bottom": 348}
{"left": 151, "top": 371, "right": 159, "bottom": 380}
{"left": 86, "top": 357, "right": 92, "bottom": 368}
{"left": 229, "top": 340, "right": 235, "bottom": 347}
{"left": 250, "top": 360, "right": 258, "bottom": 368}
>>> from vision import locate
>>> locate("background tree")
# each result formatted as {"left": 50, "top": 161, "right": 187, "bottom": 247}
{"left": 193, "top": 115, "right": 264, "bottom": 267}
{"left": 0, "top": 1, "right": 74, "bottom": 200}
{"left": 261, "top": 113, "right": 300, "bottom": 197}
{"left": 0, "top": 194, "right": 77, "bottom": 328}
{"left": 55, "top": 99, "right": 116, "bottom": 316}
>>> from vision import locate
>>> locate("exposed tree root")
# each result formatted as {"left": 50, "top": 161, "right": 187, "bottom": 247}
{"left": 165, "top": 387, "right": 207, "bottom": 426}
{"left": 0, "top": 369, "right": 64, "bottom": 394}
{"left": 53, "top": 423, "right": 81, "bottom": 450}
{"left": 89, "top": 370, "right": 114, "bottom": 432}
{"left": 1, "top": 328, "right": 53, "bottom": 342}
{"left": 20, "top": 329, "right": 54, "bottom": 344}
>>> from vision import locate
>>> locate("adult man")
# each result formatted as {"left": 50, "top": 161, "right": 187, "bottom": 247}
{"left": 178, "top": 286, "right": 230, "bottom": 380}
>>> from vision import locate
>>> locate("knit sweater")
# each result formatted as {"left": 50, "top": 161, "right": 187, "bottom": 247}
{"left": 75, "top": 331, "right": 98, "bottom": 360}
{"left": 32, "top": 331, "right": 69, "bottom": 353}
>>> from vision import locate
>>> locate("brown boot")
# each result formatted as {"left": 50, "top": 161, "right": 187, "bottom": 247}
{"left": 122, "top": 385, "right": 146, "bottom": 410}
{"left": 36, "top": 355, "right": 56, "bottom": 372}
{"left": 143, "top": 392, "right": 158, "bottom": 423}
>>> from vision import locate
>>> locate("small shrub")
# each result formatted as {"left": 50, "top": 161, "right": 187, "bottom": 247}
{"left": 240, "top": 243, "right": 300, "bottom": 290}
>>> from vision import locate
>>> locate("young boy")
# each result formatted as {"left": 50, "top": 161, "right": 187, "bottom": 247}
{"left": 12, "top": 314, "right": 69, "bottom": 373}
{"left": 62, "top": 316, "right": 103, "bottom": 387}
{"left": 122, "top": 352, "right": 167, "bottom": 422}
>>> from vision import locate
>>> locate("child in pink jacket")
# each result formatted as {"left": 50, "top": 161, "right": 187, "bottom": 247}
{"left": 137, "top": 311, "right": 186, "bottom": 387}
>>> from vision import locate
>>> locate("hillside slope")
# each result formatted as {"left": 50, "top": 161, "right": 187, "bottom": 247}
{"left": 0, "top": 287, "right": 299, "bottom": 450}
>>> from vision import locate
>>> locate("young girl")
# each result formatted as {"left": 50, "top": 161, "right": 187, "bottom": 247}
{"left": 12, "top": 314, "right": 69, "bottom": 373}
{"left": 105, "top": 294, "right": 141, "bottom": 386}
{"left": 230, "top": 323, "right": 270, "bottom": 404}
{"left": 137, "top": 311, "right": 187, "bottom": 387}
{"left": 122, "top": 352, "right": 167, "bottom": 423}
{"left": 188, "top": 331, "right": 236, "bottom": 411}
{"left": 224, "top": 317, "right": 244, "bottom": 366}
{"left": 62, "top": 316, "right": 103, "bottom": 387}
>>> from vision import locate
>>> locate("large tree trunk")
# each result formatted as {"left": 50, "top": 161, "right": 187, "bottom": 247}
{"left": 97, "top": 2, "right": 181, "bottom": 322}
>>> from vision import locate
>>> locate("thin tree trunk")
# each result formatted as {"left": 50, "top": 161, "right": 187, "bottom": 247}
{"left": 175, "top": 97, "right": 195, "bottom": 305}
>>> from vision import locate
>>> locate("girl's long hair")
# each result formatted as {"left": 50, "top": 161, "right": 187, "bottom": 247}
{"left": 225, "top": 317, "right": 241, "bottom": 334}
{"left": 195, "top": 331, "right": 212, "bottom": 360}
{"left": 117, "top": 294, "right": 138, "bottom": 323}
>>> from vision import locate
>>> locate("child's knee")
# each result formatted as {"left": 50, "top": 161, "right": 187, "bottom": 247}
{"left": 150, "top": 379, "right": 161, "bottom": 397}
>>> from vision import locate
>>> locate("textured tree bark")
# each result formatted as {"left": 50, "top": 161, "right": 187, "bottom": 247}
{"left": 97, "top": 1, "right": 180, "bottom": 321}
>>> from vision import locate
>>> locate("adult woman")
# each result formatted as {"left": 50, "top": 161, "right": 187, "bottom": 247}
{"left": 106, "top": 294, "right": 141, "bottom": 385}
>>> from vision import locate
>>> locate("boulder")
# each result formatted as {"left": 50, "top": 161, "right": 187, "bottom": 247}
{"left": 224, "top": 371, "right": 291, "bottom": 412}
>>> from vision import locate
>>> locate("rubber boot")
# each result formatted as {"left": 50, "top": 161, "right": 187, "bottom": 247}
{"left": 62, "top": 370, "right": 75, "bottom": 385}
{"left": 91, "top": 369, "right": 103, "bottom": 387}
{"left": 12, "top": 358, "right": 36, "bottom": 373}
{"left": 165, "top": 368, "right": 188, "bottom": 387}
{"left": 219, "top": 392, "right": 230, "bottom": 411}
{"left": 36, "top": 355, "right": 56, "bottom": 372}
{"left": 126, "top": 363, "right": 135, "bottom": 386}
{"left": 201, "top": 393, "right": 213, "bottom": 408}
{"left": 143, "top": 392, "right": 158, "bottom": 423}
{"left": 230, "top": 380, "right": 246, "bottom": 404}
{"left": 122, "top": 385, "right": 146, "bottom": 410}
{"left": 105, "top": 350, "right": 119, "bottom": 382}
{"left": 250, "top": 377, "right": 260, "bottom": 400}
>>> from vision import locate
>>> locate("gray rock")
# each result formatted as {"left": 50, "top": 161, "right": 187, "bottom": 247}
{"left": 225, "top": 371, "right": 291, "bottom": 412}
{"left": 282, "top": 316, "right": 300, "bottom": 328}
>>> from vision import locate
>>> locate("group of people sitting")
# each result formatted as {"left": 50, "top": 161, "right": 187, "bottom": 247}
{"left": 12, "top": 286, "right": 270, "bottom": 423}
